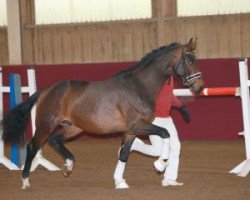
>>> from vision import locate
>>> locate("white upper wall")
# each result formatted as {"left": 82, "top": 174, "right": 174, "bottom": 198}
{"left": 35, "top": 0, "right": 152, "bottom": 24}
{"left": 177, "top": 0, "right": 250, "bottom": 16}
{"left": 1, "top": 0, "right": 249, "bottom": 27}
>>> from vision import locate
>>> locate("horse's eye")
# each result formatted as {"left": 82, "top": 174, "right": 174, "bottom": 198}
{"left": 186, "top": 59, "right": 193, "bottom": 66}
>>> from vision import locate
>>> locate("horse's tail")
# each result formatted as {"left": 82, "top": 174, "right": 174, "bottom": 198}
{"left": 1, "top": 91, "right": 40, "bottom": 144}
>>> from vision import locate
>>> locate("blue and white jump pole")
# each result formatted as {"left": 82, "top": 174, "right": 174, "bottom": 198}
{"left": 9, "top": 73, "right": 26, "bottom": 167}
{"left": 0, "top": 67, "right": 60, "bottom": 171}
{"left": 174, "top": 58, "right": 250, "bottom": 177}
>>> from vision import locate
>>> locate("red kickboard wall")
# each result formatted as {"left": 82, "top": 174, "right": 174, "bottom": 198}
{"left": 1, "top": 58, "right": 248, "bottom": 140}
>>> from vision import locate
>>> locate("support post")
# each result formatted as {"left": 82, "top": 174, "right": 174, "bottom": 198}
{"left": 230, "top": 58, "right": 250, "bottom": 177}
{"left": 153, "top": 0, "right": 167, "bottom": 47}
{"left": 6, "top": 0, "right": 22, "bottom": 64}
{"left": 27, "top": 68, "right": 60, "bottom": 171}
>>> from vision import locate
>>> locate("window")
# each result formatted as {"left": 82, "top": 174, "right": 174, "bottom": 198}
{"left": 0, "top": 0, "right": 7, "bottom": 26}
{"left": 35, "top": 0, "right": 152, "bottom": 25}
{"left": 177, "top": 0, "right": 250, "bottom": 17}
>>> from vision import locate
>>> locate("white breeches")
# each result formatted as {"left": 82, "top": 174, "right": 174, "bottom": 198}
{"left": 132, "top": 117, "right": 181, "bottom": 180}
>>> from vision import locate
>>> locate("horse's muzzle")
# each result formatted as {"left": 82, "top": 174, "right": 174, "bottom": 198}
{"left": 190, "top": 78, "right": 204, "bottom": 95}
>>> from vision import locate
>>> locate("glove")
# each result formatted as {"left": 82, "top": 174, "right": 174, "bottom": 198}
{"left": 178, "top": 105, "right": 190, "bottom": 123}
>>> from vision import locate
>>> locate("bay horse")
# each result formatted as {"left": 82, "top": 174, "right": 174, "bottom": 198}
{"left": 1, "top": 38, "right": 204, "bottom": 189}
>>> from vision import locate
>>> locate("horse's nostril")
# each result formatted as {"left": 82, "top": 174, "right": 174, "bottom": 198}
{"left": 197, "top": 85, "right": 204, "bottom": 94}
{"left": 192, "top": 85, "right": 204, "bottom": 95}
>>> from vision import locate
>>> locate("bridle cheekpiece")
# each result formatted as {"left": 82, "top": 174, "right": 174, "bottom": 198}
{"left": 174, "top": 51, "right": 202, "bottom": 87}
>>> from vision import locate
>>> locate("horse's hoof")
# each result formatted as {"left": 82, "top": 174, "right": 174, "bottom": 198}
{"left": 154, "top": 159, "right": 168, "bottom": 174}
{"left": 62, "top": 165, "right": 71, "bottom": 177}
{"left": 154, "top": 168, "right": 163, "bottom": 175}
{"left": 62, "top": 159, "right": 74, "bottom": 177}
{"left": 22, "top": 178, "right": 30, "bottom": 190}
{"left": 115, "top": 179, "right": 129, "bottom": 189}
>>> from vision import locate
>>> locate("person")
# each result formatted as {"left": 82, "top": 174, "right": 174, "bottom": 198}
{"left": 130, "top": 76, "right": 190, "bottom": 187}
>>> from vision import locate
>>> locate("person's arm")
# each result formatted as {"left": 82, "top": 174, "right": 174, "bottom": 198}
{"left": 171, "top": 94, "right": 190, "bottom": 123}
{"left": 171, "top": 94, "right": 182, "bottom": 108}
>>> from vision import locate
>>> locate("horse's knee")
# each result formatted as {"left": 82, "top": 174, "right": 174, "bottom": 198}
{"left": 159, "top": 128, "right": 170, "bottom": 138}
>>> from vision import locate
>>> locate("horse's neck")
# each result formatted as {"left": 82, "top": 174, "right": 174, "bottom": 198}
{"left": 138, "top": 48, "right": 182, "bottom": 101}
{"left": 133, "top": 58, "right": 173, "bottom": 103}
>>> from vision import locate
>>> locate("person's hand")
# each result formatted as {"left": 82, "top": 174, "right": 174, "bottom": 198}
{"left": 178, "top": 105, "right": 190, "bottom": 123}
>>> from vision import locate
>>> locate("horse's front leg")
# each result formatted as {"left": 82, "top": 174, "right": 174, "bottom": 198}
{"left": 113, "top": 121, "right": 170, "bottom": 189}
{"left": 114, "top": 133, "right": 135, "bottom": 189}
{"left": 130, "top": 120, "right": 170, "bottom": 138}
{"left": 130, "top": 121, "right": 171, "bottom": 166}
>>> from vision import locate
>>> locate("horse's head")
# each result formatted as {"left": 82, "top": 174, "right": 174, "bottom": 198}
{"left": 173, "top": 38, "right": 204, "bottom": 95}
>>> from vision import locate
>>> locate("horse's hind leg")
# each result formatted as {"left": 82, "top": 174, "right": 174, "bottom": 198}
{"left": 114, "top": 133, "right": 135, "bottom": 189}
{"left": 21, "top": 134, "right": 41, "bottom": 189}
{"left": 22, "top": 118, "right": 60, "bottom": 189}
{"left": 48, "top": 130, "right": 76, "bottom": 177}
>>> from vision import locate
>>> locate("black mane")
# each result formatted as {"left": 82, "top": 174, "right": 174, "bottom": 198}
{"left": 114, "top": 42, "right": 182, "bottom": 77}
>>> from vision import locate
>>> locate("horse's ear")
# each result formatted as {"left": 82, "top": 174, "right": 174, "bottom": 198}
{"left": 187, "top": 37, "right": 197, "bottom": 51}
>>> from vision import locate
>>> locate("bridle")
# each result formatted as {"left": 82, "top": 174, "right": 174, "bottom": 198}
{"left": 173, "top": 51, "right": 202, "bottom": 87}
